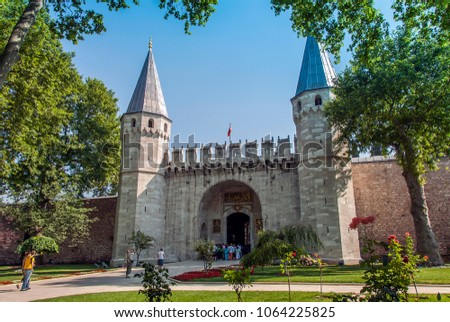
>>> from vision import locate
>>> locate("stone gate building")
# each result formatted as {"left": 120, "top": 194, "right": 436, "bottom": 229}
{"left": 111, "top": 38, "right": 362, "bottom": 265}
{"left": 1, "top": 39, "right": 448, "bottom": 266}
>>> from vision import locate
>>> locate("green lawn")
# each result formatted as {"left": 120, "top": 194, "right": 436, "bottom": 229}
{"left": 195, "top": 265, "right": 450, "bottom": 284}
{"left": 0, "top": 264, "right": 107, "bottom": 284}
{"left": 38, "top": 290, "right": 450, "bottom": 302}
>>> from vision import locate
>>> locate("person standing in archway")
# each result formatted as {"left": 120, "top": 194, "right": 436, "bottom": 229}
{"left": 236, "top": 244, "right": 242, "bottom": 260}
{"left": 224, "top": 245, "right": 229, "bottom": 261}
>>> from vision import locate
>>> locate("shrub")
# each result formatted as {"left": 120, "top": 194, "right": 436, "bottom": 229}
{"left": 195, "top": 240, "right": 215, "bottom": 272}
{"left": 223, "top": 267, "right": 253, "bottom": 302}
{"left": 135, "top": 263, "right": 175, "bottom": 302}
{"left": 362, "top": 233, "right": 426, "bottom": 302}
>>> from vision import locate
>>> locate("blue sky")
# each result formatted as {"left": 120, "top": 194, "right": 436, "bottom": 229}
{"left": 62, "top": 0, "right": 388, "bottom": 148}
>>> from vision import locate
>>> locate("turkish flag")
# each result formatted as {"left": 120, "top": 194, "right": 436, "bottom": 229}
{"left": 227, "top": 124, "right": 232, "bottom": 137}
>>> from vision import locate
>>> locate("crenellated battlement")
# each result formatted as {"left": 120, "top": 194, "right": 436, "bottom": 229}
{"left": 123, "top": 125, "right": 170, "bottom": 141}
{"left": 164, "top": 136, "right": 299, "bottom": 177}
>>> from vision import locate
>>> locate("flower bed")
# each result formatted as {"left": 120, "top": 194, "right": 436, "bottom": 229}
{"left": 173, "top": 269, "right": 222, "bottom": 282}
{"left": 0, "top": 281, "right": 13, "bottom": 285}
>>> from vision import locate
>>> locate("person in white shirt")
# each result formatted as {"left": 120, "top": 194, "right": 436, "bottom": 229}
{"left": 157, "top": 248, "right": 165, "bottom": 268}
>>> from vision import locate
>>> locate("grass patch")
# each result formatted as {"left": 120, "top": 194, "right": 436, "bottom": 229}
{"left": 0, "top": 264, "right": 107, "bottom": 283}
{"left": 193, "top": 264, "right": 450, "bottom": 284}
{"left": 37, "top": 290, "right": 450, "bottom": 302}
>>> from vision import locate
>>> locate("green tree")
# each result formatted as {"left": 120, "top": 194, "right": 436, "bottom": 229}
{"left": 325, "top": 27, "right": 449, "bottom": 266}
{"left": 222, "top": 267, "right": 253, "bottom": 302}
{"left": 271, "top": 0, "right": 449, "bottom": 62}
{"left": 194, "top": 239, "right": 215, "bottom": 272}
{"left": 1, "top": 6, "right": 120, "bottom": 247}
{"left": 16, "top": 235, "right": 59, "bottom": 255}
{"left": 241, "top": 224, "right": 322, "bottom": 268}
{"left": 0, "top": 0, "right": 219, "bottom": 88}
{"left": 130, "top": 228, "right": 155, "bottom": 266}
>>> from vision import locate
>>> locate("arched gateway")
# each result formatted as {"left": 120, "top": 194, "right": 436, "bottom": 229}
{"left": 111, "top": 39, "right": 362, "bottom": 266}
{"left": 198, "top": 180, "right": 263, "bottom": 252}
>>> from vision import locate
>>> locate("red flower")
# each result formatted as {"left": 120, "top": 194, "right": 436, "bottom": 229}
{"left": 361, "top": 215, "right": 375, "bottom": 225}
{"left": 423, "top": 256, "right": 429, "bottom": 261}
{"left": 388, "top": 235, "right": 399, "bottom": 244}
{"left": 403, "top": 255, "right": 409, "bottom": 263}
{"left": 349, "top": 217, "right": 361, "bottom": 230}
{"left": 173, "top": 269, "right": 222, "bottom": 281}
{"left": 292, "top": 252, "right": 297, "bottom": 257}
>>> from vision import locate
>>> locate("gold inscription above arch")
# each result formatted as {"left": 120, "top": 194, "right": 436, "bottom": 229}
{"left": 224, "top": 192, "right": 252, "bottom": 204}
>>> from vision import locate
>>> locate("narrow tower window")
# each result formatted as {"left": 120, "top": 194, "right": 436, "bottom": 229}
{"left": 315, "top": 95, "right": 322, "bottom": 106}
{"left": 164, "top": 123, "right": 168, "bottom": 132}
{"left": 297, "top": 101, "right": 302, "bottom": 112}
{"left": 148, "top": 119, "right": 154, "bottom": 128}
{"left": 131, "top": 118, "right": 136, "bottom": 127}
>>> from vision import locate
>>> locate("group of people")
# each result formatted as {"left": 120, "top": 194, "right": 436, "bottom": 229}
{"left": 125, "top": 247, "right": 165, "bottom": 278}
{"left": 213, "top": 244, "right": 243, "bottom": 261}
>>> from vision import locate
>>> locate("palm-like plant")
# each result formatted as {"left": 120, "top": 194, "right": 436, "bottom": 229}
{"left": 241, "top": 224, "right": 322, "bottom": 268}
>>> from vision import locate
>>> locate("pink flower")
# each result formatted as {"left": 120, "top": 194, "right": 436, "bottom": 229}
{"left": 405, "top": 232, "right": 410, "bottom": 237}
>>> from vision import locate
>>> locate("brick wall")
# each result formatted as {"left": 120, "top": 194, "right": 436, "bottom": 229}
{"left": 0, "top": 197, "right": 117, "bottom": 266}
{"left": 0, "top": 218, "right": 23, "bottom": 265}
{"left": 352, "top": 158, "right": 450, "bottom": 261}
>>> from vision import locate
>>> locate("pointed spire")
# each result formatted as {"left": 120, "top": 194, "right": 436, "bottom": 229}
{"left": 126, "top": 41, "right": 168, "bottom": 118}
{"left": 295, "top": 37, "right": 337, "bottom": 96}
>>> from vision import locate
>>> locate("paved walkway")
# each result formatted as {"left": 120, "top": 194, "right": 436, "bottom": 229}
{"left": 0, "top": 260, "right": 449, "bottom": 302}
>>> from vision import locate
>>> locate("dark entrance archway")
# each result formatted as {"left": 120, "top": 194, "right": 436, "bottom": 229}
{"left": 227, "top": 213, "right": 250, "bottom": 247}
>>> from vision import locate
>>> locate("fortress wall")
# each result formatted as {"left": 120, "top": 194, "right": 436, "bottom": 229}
{"left": 352, "top": 158, "right": 450, "bottom": 260}
{"left": 1, "top": 160, "right": 448, "bottom": 265}
{"left": 0, "top": 218, "right": 23, "bottom": 265}
{"left": 0, "top": 197, "right": 117, "bottom": 266}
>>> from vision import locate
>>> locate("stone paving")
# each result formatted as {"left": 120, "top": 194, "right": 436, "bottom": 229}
{"left": 0, "top": 260, "right": 449, "bottom": 302}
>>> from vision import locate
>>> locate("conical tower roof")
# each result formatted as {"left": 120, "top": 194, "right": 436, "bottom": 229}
{"left": 126, "top": 41, "right": 168, "bottom": 118}
{"left": 295, "top": 37, "right": 337, "bottom": 96}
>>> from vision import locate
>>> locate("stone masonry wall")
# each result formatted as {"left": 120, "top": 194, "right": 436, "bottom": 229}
{"left": 1, "top": 159, "right": 448, "bottom": 265}
{"left": 352, "top": 158, "right": 450, "bottom": 261}
{"left": 0, "top": 197, "right": 116, "bottom": 266}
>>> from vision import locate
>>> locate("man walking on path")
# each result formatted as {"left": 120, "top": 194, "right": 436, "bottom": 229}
{"left": 21, "top": 250, "right": 36, "bottom": 291}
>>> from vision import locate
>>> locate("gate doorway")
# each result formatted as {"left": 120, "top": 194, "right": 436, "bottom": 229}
{"left": 227, "top": 213, "right": 250, "bottom": 247}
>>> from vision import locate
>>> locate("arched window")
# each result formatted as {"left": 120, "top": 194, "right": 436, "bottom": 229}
{"left": 164, "top": 123, "right": 168, "bottom": 132}
{"left": 148, "top": 119, "right": 154, "bottom": 128}
{"left": 315, "top": 95, "right": 322, "bottom": 106}
{"left": 131, "top": 118, "right": 136, "bottom": 127}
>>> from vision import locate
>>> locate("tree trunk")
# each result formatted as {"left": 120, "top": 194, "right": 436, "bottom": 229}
{"left": 402, "top": 169, "right": 444, "bottom": 266}
{"left": 0, "top": 0, "right": 44, "bottom": 89}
